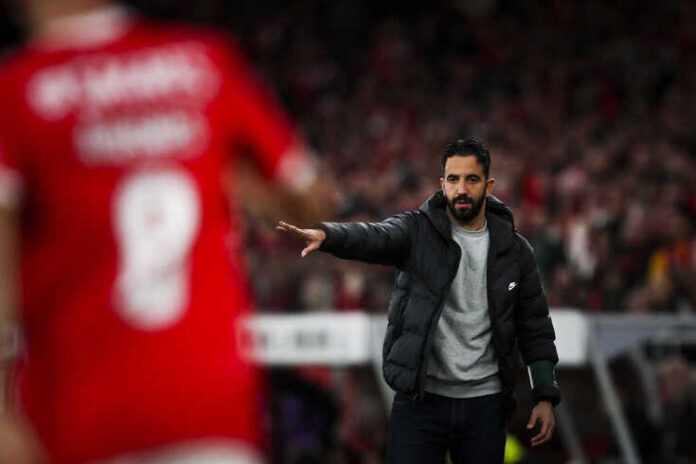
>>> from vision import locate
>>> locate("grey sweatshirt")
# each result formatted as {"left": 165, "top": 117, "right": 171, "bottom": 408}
{"left": 425, "top": 221, "right": 502, "bottom": 398}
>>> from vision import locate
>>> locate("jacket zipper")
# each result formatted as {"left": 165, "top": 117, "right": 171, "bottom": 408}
{"left": 416, "top": 239, "right": 461, "bottom": 400}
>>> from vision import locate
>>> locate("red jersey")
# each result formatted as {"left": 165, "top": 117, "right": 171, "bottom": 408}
{"left": 0, "top": 7, "right": 309, "bottom": 463}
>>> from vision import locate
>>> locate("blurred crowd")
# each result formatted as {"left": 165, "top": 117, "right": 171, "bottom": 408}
{"left": 2, "top": 0, "right": 695, "bottom": 462}
{"left": 234, "top": 0, "right": 696, "bottom": 317}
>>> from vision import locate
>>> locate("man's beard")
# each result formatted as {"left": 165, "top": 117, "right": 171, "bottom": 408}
{"left": 447, "top": 193, "right": 485, "bottom": 223}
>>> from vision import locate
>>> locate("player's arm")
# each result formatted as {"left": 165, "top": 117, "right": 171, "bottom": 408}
{"left": 0, "top": 206, "right": 44, "bottom": 464}
{"left": 0, "top": 78, "right": 44, "bottom": 462}
{"left": 0, "top": 205, "right": 19, "bottom": 412}
{"left": 216, "top": 37, "right": 338, "bottom": 226}
{"left": 250, "top": 142, "right": 338, "bottom": 226}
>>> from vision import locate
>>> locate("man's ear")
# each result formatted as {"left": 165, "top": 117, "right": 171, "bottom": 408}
{"left": 486, "top": 177, "right": 496, "bottom": 196}
{"left": 440, "top": 177, "right": 445, "bottom": 193}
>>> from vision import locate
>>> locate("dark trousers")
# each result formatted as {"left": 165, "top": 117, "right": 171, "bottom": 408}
{"left": 386, "top": 391, "right": 506, "bottom": 464}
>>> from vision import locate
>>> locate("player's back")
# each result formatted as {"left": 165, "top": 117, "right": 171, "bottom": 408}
{"left": 0, "top": 8, "right": 292, "bottom": 463}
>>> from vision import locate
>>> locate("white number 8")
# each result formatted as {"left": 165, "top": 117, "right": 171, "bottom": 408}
{"left": 112, "top": 168, "right": 201, "bottom": 330}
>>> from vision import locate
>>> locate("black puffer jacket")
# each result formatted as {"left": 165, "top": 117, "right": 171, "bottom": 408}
{"left": 318, "top": 191, "right": 560, "bottom": 414}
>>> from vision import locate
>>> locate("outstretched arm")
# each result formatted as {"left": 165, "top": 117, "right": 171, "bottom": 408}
{"left": 277, "top": 212, "right": 415, "bottom": 267}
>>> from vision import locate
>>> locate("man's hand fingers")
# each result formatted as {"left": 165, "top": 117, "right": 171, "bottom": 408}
{"left": 301, "top": 242, "right": 320, "bottom": 258}
{"left": 526, "top": 411, "right": 538, "bottom": 430}
{"left": 277, "top": 220, "right": 325, "bottom": 258}
{"left": 276, "top": 221, "right": 307, "bottom": 238}
{"left": 530, "top": 420, "right": 547, "bottom": 446}
{"left": 531, "top": 418, "right": 554, "bottom": 446}
{"left": 531, "top": 428, "right": 553, "bottom": 446}
{"left": 530, "top": 431, "right": 544, "bottom": 447}
{"left": 536, "top": 421, "right": 550, "bottom": 445}
{"left": 276, "top": 220, "right": 299, "bottom": 233}
{"left": 545, "top": 423, "right": 555, "bottom": 443}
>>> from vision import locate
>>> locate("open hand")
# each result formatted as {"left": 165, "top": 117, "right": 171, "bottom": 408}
{"left": 276, "top": 221, "right": 326, "bottom": 257}
{"left": 527, "top": 401, "right": 555, "bottom": 446}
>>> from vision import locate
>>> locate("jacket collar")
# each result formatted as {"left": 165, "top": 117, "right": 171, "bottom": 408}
{"left": 418, "top": 191, "right": 451, "bottom": 238}
{"left": 419, "top": 191, "right": 517, "bottom": 256}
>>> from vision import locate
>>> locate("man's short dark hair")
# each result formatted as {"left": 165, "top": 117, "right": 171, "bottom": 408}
{"left": 441, "top": 138, "right": 491, "bottom": 179}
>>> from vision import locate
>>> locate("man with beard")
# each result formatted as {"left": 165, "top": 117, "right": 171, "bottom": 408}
{"left": 278, "top": 138, "right": 560, "bottom": 464}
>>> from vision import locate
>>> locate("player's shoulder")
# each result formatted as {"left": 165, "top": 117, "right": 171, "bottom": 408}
{"left": 135, "top": 18, "right": 243, "bottom": 58}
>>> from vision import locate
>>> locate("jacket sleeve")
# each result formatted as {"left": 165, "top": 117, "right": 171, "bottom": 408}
{"left": 315, "top": 212, "right": 414, "bottom": 267}
{"left": 515, "top": 233, "right": 561, "bottom": 405}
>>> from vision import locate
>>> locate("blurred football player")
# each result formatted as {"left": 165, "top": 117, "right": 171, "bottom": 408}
{"left": 0, "top": 1, "right": 334, "bottom": 463}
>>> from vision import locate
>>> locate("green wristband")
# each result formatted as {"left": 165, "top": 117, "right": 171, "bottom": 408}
{"left": 527, "top": 360, "right": 558, "bottom": 389}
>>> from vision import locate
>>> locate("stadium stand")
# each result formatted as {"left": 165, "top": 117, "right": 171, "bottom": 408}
{"left": 2, "top": 0, "right": 695, "bottom": 462}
